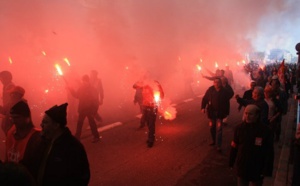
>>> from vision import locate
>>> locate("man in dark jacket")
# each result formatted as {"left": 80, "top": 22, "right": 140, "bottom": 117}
{"left": 201, "top": 78, "right": 233, "bottom": 152}
{"left": 69, "top": 74, "right": 100, "bottom": 143}
{"left": 229, "top": 104, "right": 274, "bottom": 186}
{"left": 38, "top": 103, "right": 90, "bottom": 186}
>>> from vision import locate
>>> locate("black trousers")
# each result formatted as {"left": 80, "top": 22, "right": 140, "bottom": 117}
{"left": 142, "top": 106, "right": 157, "bottom": 143}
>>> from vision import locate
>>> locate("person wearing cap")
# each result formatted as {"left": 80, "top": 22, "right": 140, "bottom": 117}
{"left": 38, "top": 103, "right": 90, "bottom": 186}
{"left": 69, "top": 74, "right": 100, "bottom": 143}
{"left": 5, "top": 100, "right": 41, "bottom": 164}
{"left": 0, "top": 86, "right": 26, "bottom": 135}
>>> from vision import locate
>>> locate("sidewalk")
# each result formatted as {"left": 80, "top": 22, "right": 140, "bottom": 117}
{"left": 270, "top": 97, "right": 296, "bottom": 186}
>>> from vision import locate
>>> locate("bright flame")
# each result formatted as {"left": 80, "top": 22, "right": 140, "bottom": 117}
{"left": 45, "top": 89, "right": 49, "bottom": 93}
{"left": 8, "top": 57, "right": 12, "bottom": 64}
{"left": 42, "top": 51, "right": 46, "bottom": 56}
{"left": 196, "top": 64, "right": 202, "bottom": 71}
{"left": 63, "top": 58, "right": 71, "bottom": 66}
{"left": 215, "top": 62, "right": 218, "bottom": 69}
{"left": 162, "top": 106, "right": 177, "bottom": 120}
{"left": 154, "top": 91, "right": 161, "bottom": 103}
{"left": 242, "top": 60, "right": 246, "bottom": 64}
{"left": 55, "top": 64, "right": 63, "bottom": 76}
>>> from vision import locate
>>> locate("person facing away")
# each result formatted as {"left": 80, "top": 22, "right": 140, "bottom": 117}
{"left": 69, "top": 74, "right": 100, "bottom": 143}
{"left": 38, "top": 103, "right": 90, "bottom": 186}
{"left": 0, "top": 71, "right": 15, "bottom": 135}
{"left": 0, "top": 86, "right": 26, "bottom": 136}
{"left": 90, "top": 70, "right": 104, "bottom": 122}
{"left": 201, "top": 78, "right": 233, "bottom": 152}
{"left": 229, "top": 104, "right": 274, "bottom": 186}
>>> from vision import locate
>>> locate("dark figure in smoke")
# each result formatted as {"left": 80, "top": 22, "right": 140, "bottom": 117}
{"left": 0, "top": 71, "right": 15, "bottom": 135}
{"left": 90, "top": 70, "right": 104, "bottom": 123}
{"left": 0, "top": 86, "right": 26, "bottom": 136}
{"left": 224, "top": 65, "right": 234, "bottom": 87}
{"left": 137, "top": 77, "right": 164, "bottom": 148}
{"left": 69, "top": 75, "right": 100, "bottom": 143}
{"left": 133, "top": 81, "right": 144, "bottom": 114}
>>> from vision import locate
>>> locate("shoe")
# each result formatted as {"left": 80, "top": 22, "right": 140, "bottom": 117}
{"left": 209, "top": 142, "right": 215, "bottom": 146}
{"left": 147, "top": 142, "right": 154, "bottom": 148}
{"left": 92, "top": 137, "right": 100, "bottom": 143}
{"left": 147, "top": 140, "right": 154, "bottom": 148}
{"left": 137, "top": 125, "right": 145, "bottom": 130}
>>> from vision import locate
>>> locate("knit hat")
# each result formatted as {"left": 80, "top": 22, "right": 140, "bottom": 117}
{"left": 10, "top": 101, "right": 31, "bottom": 117}
{"left": 45, "top": 103, "right": 68, "bottom": 127}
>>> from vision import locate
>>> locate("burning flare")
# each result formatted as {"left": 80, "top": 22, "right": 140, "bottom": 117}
{"left": 63, "top": 58, "right": 71, "bottom": 66}
{"left": 55, "top": 64, "right": 63, "bottom": 76}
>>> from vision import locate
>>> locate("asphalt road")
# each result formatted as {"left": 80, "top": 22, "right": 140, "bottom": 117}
{"left": 82, "top": 96, "right": 243, "bottom": 186}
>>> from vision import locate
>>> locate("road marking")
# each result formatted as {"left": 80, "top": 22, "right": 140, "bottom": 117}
{"left": 136, "top": 114, "right": 142, "bottom": 119}
{"left": 198, "top": 94, "right": 204, "bottom": 98}
{"left": 97, "top": 122, "right": 122, "bottom": 132}
{"left": 183, "top": 98, "right": 193, "bottom": 103}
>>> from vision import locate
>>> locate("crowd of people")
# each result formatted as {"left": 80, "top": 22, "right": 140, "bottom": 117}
{"left": 0, "top": 60, "right": 297, "bottom": 185}
{"left": 201, "top": 61, "right": 295, "bottom": 185}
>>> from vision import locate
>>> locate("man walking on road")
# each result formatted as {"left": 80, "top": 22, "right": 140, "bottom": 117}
{"left": 201, "top": 78, "right": 233, "bottom": 152}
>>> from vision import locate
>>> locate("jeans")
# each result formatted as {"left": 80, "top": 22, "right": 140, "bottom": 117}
{"left": 209, "top": 119, "right": 223, "bottom": 147}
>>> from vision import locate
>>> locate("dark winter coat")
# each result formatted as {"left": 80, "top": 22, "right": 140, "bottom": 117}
{"left": 201, "top": 86, "right": 233, "bottom": 119}
{"left": 39, "top": 128, "right": 90, "bottom": 186}
{"left": 229, "top": 121, "right": 274, "bottom": 181}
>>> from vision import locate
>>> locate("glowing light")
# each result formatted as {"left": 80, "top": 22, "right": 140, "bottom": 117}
{"left": 162, "top": 106, "right": 177, "bottom": 120}
{"left": 63, "top": 58, "right": 71, "bottom": 66}
{"left": 8, "top": 57, "right": 12, "bottom": 64}
{"left": 242, "top": 60, "right": 246, "bottom": 64}
{"left": 237, "top": 61, "right": 240, "bottom": 66}
{"left": 200, "top": 58, "right": 203, "bottom": 63}
{"left": 197, "top": 80, "right": 200, "bottom": 84}
{"left": 125, "top": 66, "right": 129, "bottom": 70}
{"left": 42, "top": 51, "right": 46, "bottom": 56}
{"left": 154, "top": 91, "right": 161, "bottom": 103}
{"left": 215, "top": 62, "right": 219, "bottom": 69}
{"left": 178, "top": 56, "right": 181, "bottom": 61}
{"left": 45, "top": 89, "right": 49, "bottom": 93}
{"left": 55, "top": 64, "right": 63, "bottom": 76}
{"left": 225, "top": 63, "right": 228, "bottom": 67}
{"left": 196, "top": 64, "right": 202, "bottom": 71}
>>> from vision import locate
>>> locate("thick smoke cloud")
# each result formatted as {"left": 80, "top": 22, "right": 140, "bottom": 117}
{"left": 0, "top": 0, "right": 298, "bottom": 126}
